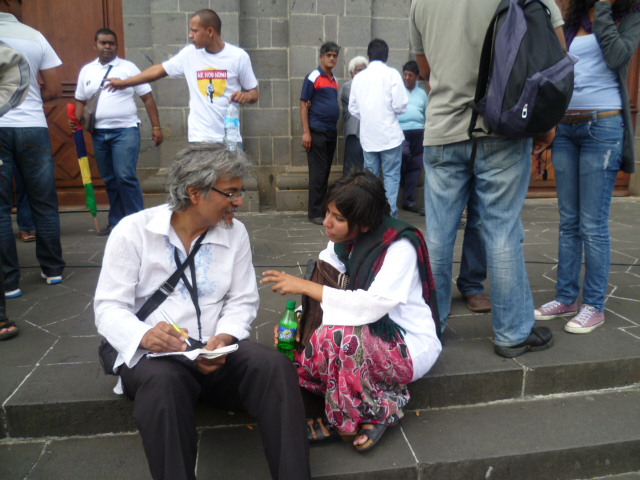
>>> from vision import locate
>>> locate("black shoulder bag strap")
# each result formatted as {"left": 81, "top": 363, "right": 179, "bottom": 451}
{"left": 135, "top": 230, "right": 207, "bottom": 321}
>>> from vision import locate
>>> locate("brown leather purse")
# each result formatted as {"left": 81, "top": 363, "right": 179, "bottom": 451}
{"left": 297, "top": 259, "right": 349, "bottom": 351}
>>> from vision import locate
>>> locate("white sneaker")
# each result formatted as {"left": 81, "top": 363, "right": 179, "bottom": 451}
{"left": 564, "top": 305, "right": 605, "bottom": 334}
{"left": 41, "top": 272, "right": 63, "bottom": 285}
{"left": 534, "top": 300, "right": 578, "bottom": 320}
{"left": 5, "top": 288, "right": 22, "bottom": 298}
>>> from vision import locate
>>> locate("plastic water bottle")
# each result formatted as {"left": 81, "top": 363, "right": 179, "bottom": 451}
{"left": 277, "top": 299, "right": 298, "bottom": 361}
{"left": 223, "top": 102, "right": 240, "bottom": 151}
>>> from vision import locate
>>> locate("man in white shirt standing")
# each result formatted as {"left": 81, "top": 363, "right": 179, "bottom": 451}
{"left": 0, "top": 0, "right": 65, "bottom": 298}
{"left": 75, "top": 28, "right": 163, "bottom": 236}
{"left": 105, "top": 9, "right": 259, "bottom": 144}
{"left": 94, "top": 143, "right": 310, "bottom": 480}
{"left": 349, "top": 39, "right": 407, "bottom": 217}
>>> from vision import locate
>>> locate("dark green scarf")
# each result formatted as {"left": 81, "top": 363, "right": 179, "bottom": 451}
{"left": 334, "top": 216, "right": 440, "bottom": 342}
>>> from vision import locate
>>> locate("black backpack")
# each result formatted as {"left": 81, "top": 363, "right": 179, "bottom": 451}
{"left": 468, "top": 0, "right": 576, "bottom": 163}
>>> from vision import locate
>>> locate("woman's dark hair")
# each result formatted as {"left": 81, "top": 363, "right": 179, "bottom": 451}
{"left": 565, "top": 0, "right": 640, "bottom": 29}
{"left": 322, "top": 170, "right": 391, "bottom": 236}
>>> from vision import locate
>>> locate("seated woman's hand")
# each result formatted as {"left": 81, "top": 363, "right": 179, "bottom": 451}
{"left": 261, "top": 270, "right": 308, "bottom": 296}
{"left": 196, "top": 335, "right": 231, "bottom": 375}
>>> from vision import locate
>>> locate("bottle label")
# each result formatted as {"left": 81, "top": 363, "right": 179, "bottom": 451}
{"left": 278, "top": 325, "right": 297, "bottom": 342}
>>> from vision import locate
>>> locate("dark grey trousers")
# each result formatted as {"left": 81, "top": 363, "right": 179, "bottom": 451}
{"left": 120, "top": 340, "right": 311, "bottom": 480}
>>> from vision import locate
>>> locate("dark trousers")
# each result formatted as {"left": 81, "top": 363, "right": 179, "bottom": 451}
{"left": 120, "top": 340, "right": 311, "bottom": 480}
{"left": 307, "top": 128, "right": 337, "bottom": 219}
{"left": 0, "top": 256, "right": 6, "bottom": 321}
{"left": 457, "top": 183, "right": 488, "bottom": 295}
{"left": 401, "top": 129, "right": 425, "bottom": 206}
{"left": 343, "top": 134, "right": 364, "bottom": 175}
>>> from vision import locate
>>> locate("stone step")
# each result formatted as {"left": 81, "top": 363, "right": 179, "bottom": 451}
{"left": 3, "top": 388, "right": 639, "bottom": 480}
{"left": 2, "top": 314, "right": 639, "bottom": 439}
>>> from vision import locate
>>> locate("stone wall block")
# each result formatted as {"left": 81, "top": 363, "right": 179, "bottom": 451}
{"left": 247, "top": 49, "right": 289, "bottom": 80}
{"left": 338, "top": 16, "right": 371, "bottom": 48}
{"left": 179, "top": 0, "right": 208, "bottom": 13}
{"left": 124, "top": 2, "right": 150, "bottom": 16}
{"left": 154, "top": 77, "right": 191, "bottom": 107}
{"left": 372, "top": 18, "right": 409, "bottom": 50}
{"left": 243, "top": 109, "right": 290, "bottom": 137}
{"left": 259, "top": 137, "right": 273, "bottom": 164}
{"left": 152, "top": 107, "right": 188, "bottom": 139}
{"left": 289, "top": 0, "right": 316, "bottom": 14}
{"left": 124, "top": 16, "right": 153, "bottom": 49}
{"left": 257, "top": 18, "right": 271, "bottom": 48}
{"left": 239, "top": 18, "right": 258, "bottom": 48}
{"left": 289, "top": 14, "right": 324, "bottom": 47}
{"left": 210, "top": 0, "right": 241, "bottom": 13}
{"left": 151, "top": 13, "right": 189, "bottom": 45}
{"left": 324, "top": 15, "right": 338, "bottom": 45}
{"left": 318, "top": 0, "right": 345, "bottom": 15}
{"left": 258, "top": 80, "right": 273, "bottom": 108}
{"left": 272, "top": 80, "right": 290, "bottom": 108}
{"left": 124, "top": 49, "right": 156, "bottom": 72}
{"left": 273, "top": 137, "right": 291, "bottom": 165}
{"left": 290, "top": 47, "right": 317, "bottom": 79}
{"left": 240, "top": 0, "right": 287, "bottom": 17}
{"left": 271, "top": 20, "right": 289, "bottom": 48}
{"left": 151, "top": 0, "right": 180, "bottom": 13}
{"left": 345, "top": 0, "right": 372, "bottom": 16}
{"left": 387, "top": 50, "right": 412, "bottom": 72}
{"left": 372, "top": 0, "right": 410, "bottom": 17}
{"left": 219, "top": 13, "right": 240, "bottom": 45}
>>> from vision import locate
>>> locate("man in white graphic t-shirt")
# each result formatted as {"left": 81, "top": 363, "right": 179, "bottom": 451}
{"left": 106, "top": 8, "right": 259, "bottom": 143}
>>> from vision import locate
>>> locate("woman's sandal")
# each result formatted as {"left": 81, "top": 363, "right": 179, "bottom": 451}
{"left": 354, "top": 423, "right": 388, "bottom": 453}
{"left": 306, "top": 418, "right": 356, "bottom": 446}
{"left": 19, "top": 231, "right": 36, "bottom": 243}
{"left": 0, "top": 321, "right": 19, "bottom": 340}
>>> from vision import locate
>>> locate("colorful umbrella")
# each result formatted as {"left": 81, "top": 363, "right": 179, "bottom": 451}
{"left": 67, "top": 103, "right": 100, "bottom": 232}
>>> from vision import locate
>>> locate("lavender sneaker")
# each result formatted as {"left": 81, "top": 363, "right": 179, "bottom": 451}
{"left": 534, "top": 300, "right": 578, "bottom": 321}
{"left": 564, "top": 305, "right": 605, "bottom": 334}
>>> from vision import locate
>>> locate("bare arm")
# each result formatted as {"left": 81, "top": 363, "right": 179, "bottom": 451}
{"left": 139, "top": 92, "right": 164, "bottom": 146}
{"left": 415, "top": 54, "right": 431, "bottom": 84}
{"left": 105, "top": 64, "right": 168, "bottom": 91}
{"left": 299, "top": 99, "right": 312, "bottom": 151}
{"left": 230, "top": 87, "right": 259, "bottom": 104}
{"left": 39, "top": 67, "right": 62, "bottom": 102}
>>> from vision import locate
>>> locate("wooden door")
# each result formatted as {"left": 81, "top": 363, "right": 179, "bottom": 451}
{"left": 22, "top": 0, "right": 124, "bottom": 208}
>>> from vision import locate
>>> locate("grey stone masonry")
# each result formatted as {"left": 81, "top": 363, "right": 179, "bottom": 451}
{"left": 124, "top": 0, "right": 419, "bottom": 209}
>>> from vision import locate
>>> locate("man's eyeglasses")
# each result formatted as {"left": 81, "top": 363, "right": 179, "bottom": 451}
{"left": 210, "top": 186, "right": 246, "bottom": 200}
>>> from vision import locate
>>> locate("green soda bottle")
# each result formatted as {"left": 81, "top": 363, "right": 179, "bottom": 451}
{"left": 277, "top": 299, "right": 298, "bottom": 361}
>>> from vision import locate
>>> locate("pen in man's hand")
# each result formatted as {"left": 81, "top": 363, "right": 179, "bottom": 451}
{"left": 159, "top": 310, "right": 192, "bottom": 347}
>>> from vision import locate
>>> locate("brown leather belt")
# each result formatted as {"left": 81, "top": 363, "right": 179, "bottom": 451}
{"left": 560, "top": 109, "right": 623, "bottom": 124}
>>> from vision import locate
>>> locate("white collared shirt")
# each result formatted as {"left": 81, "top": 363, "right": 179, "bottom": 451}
{"left": 319, "top": 238, "right": 441, "bottom": 381}
{"left": 94, "top": 204, "right": 259, "bottom": 392}
{"left": 348, "top": 60, "right": 408, "bottom": 152}
{"left": 75, "top": 56, "right": 152, "bottom": 129}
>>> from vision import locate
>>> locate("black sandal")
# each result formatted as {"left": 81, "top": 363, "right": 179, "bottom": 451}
{"left": 306, "top": 418, "right": 355, "bottom": 446}
{"left": 354, "top": 423, "right": 387, "bottom": 452}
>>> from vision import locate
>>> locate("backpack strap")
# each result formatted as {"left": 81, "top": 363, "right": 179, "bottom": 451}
{"left": 467, "top": 0, "right": 511, "bottom": 170}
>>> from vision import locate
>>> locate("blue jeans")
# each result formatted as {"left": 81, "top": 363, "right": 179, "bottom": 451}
{"left": 424, "top": 137, "right": 534, "bottom": 346}
{"left": 0, "top": 128, "right": 65, "bottom": 290}
{"left": 364, "top": 144, "right": 402, "bottom": 217}
{"left": 12, "top": 163, "right": 35, "bottom": 232}
{"left": 92, "top": 126, "right": 144, "bottom": 227}
{"left": 553, "top": 114, "right": 624, "bottom": 312}
{"left": 457, "top": 183, "right": 488, "bottom": 296}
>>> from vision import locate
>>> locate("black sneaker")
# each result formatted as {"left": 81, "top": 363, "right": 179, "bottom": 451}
{"left": 97, "top": 224, "right": 113, "bottom": 237}
{"left": 494, "top": 326, "right": 554, "bottom": 358}
{"left": 402, "top": 204, "right": 425, "bottom": 215}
